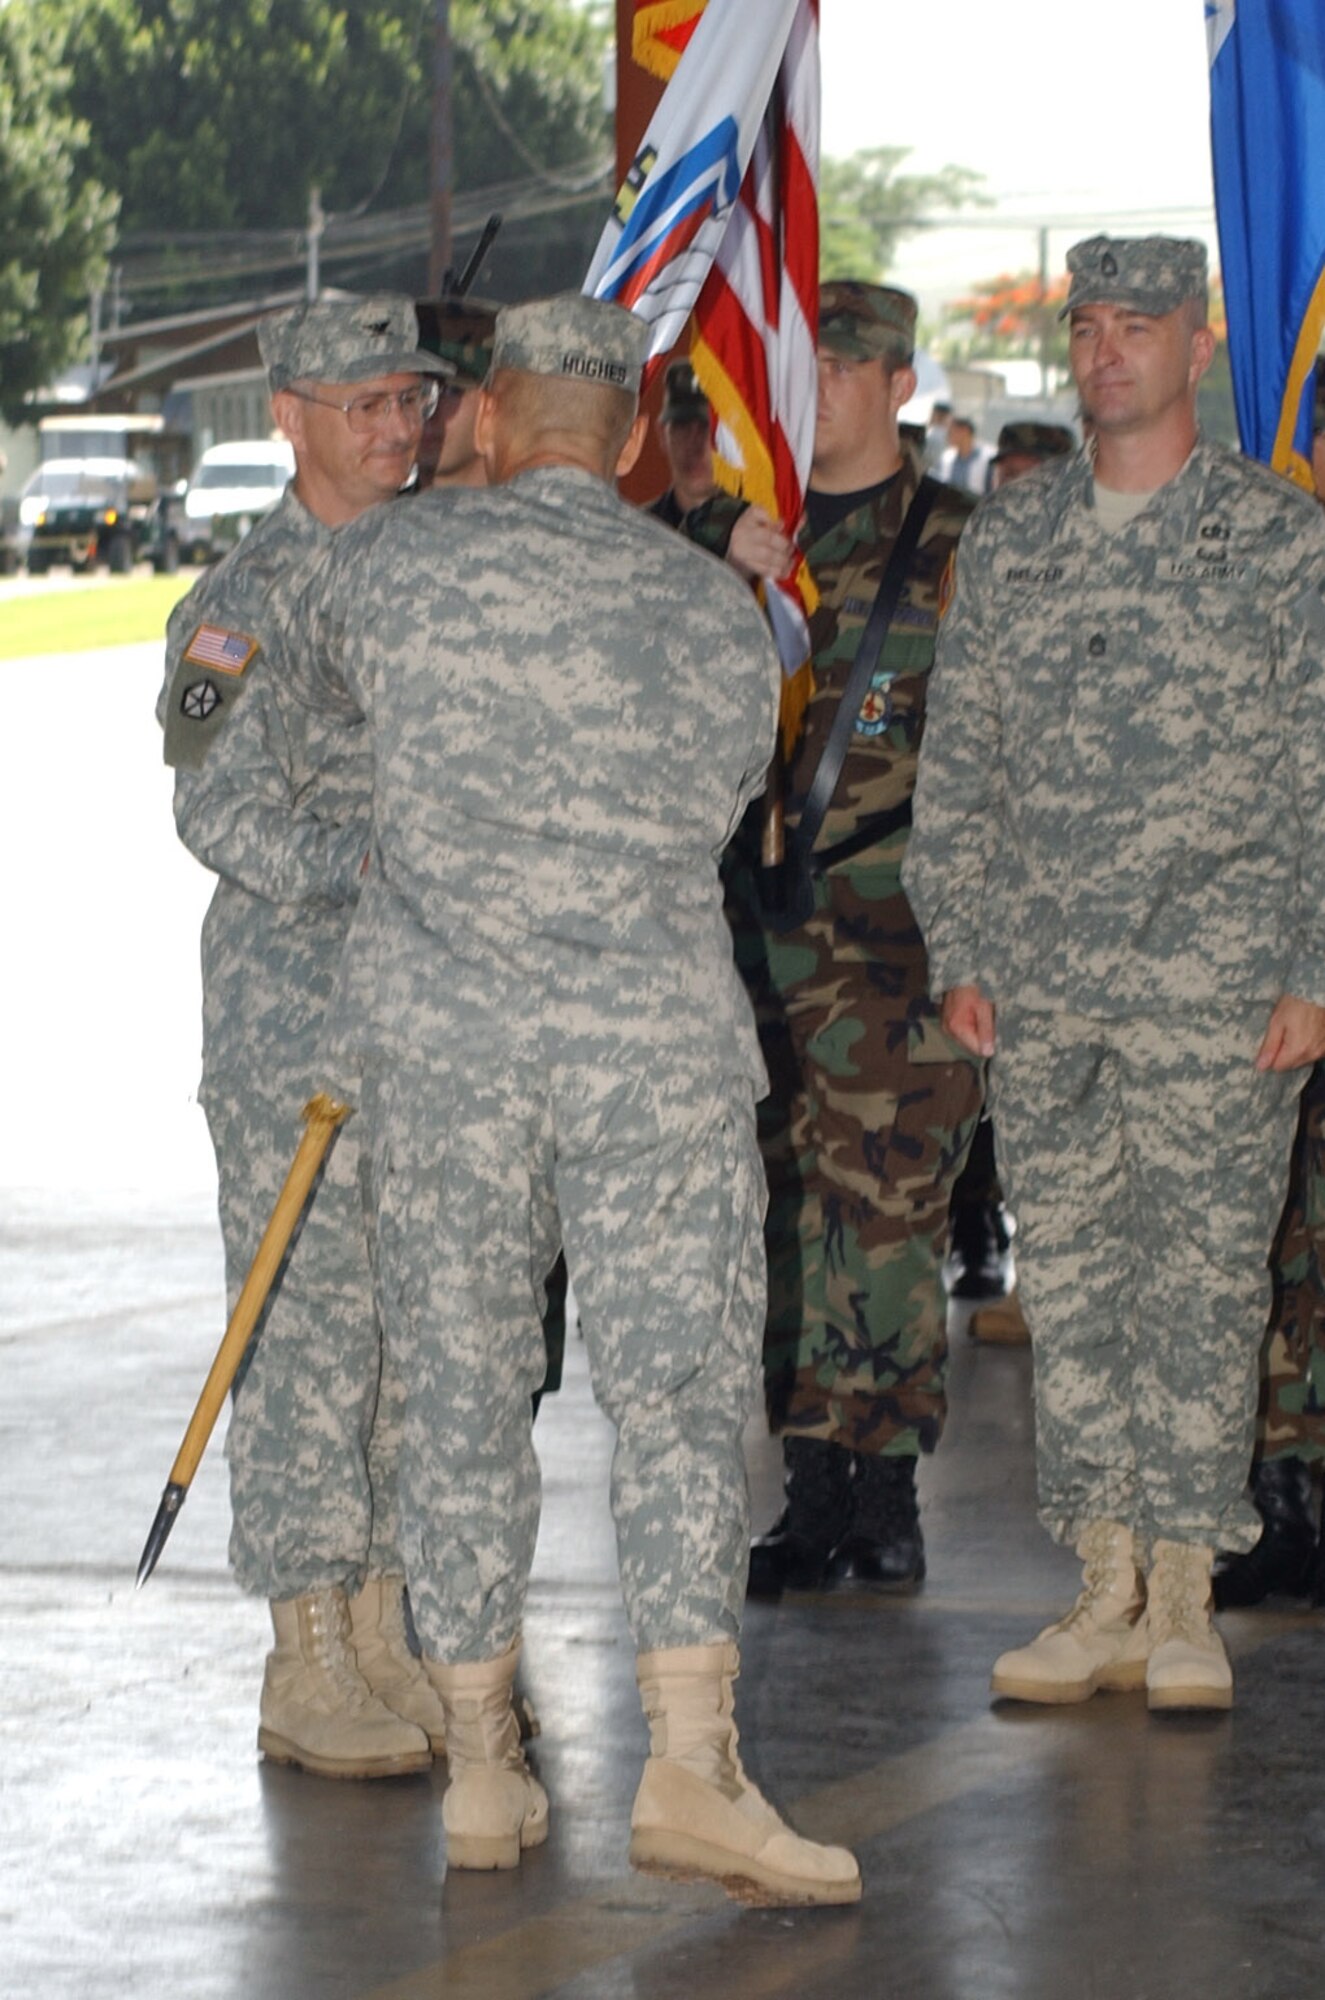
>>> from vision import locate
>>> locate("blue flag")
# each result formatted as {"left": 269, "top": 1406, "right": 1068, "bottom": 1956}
{"left": 1209, "top": 1, "right": 1325, "bottom": 486}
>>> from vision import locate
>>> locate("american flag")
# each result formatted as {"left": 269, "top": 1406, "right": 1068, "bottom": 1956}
{"left": 586, "top": 0, "right": 819, "bottom": 687}
{"left": 184, "top": 624, "right": 257, "bottom": 674}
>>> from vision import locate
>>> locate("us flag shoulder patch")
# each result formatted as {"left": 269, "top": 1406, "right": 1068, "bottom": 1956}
{"left": 183, "top": 623, "right": 260, "bottom": 676}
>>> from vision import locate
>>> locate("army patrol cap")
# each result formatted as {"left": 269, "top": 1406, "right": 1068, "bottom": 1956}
{"left": 260, "top": 293, "right": 451, "bottom": 391}
{"left": 992, "top": 420, "right": 1075, "bottom": 465}
{"left": 818, "top": 281, "right": 917, "bottom": 365}
{"left": 491, "top": 294, "right": 648, "bottom": 395}
{"left": 1059, "top": 236, "right": 1209, "bottom": 320}
{"left": 415, "top": 295, "right": 499, "bottom": 389}
{"left": 660, "top": 358, "right": 709, "bottom": 424}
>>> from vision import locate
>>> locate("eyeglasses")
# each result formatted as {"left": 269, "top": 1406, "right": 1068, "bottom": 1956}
{"left": 286, "top": 380, "right": 441, "bottom": 433}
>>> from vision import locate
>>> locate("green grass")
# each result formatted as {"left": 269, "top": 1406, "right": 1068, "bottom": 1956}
{"left": 0, "top": 574, "right": 195, "bottom": 660}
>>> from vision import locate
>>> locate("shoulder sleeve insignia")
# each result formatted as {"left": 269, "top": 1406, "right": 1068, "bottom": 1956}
{"left": 182, "top": 623, "right": 260, "bottom": 676}
{"left": 937, "top": 550, "right": 958, "bottom": 622}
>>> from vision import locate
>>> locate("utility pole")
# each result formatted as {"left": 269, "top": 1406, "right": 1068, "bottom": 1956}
{"left": 428, "top": 0, "right": 453, "bottom": 292}
{"left": 306, "top": 187, "right": 325, "bottom": 301}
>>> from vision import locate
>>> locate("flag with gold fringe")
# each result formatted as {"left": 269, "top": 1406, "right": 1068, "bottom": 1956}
{"left": 631, "top": 0, "right": 705, "bottom": 80}
{"left": 1209, "top": 0, "right": 1325, "bottom": 488}
{"left": 586, "top": 0, "right": 819, "bottom": 746}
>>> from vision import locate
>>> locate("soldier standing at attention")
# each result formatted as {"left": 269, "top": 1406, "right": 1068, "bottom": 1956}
{"left": 905, "top": 236, "right": 1325, "bottom": 1711}
{"left": 158, "top": 295, "right": 452, "bottom": 1778}
{"left": 734, "top": 282, "right": 983, "bottom": 1597}
{"left": 262, "top": 294, "right": 859, "bottom": 1905}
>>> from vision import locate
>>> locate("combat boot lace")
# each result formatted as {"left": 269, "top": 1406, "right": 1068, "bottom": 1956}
{"left": 991, "top": 1519, "right": 1148, "bottom": 1705}
{"left": 1145, "top": 1541, "right": 1232, "bottom": 1712}
{"left": 258, "top": 1586, "right": 433, "bottom": 1779}
{"left": 424, "top": 1639, "right": 549, "bottom": 1871}
{"left": 630, "top": 1642, "right": 860, "bottom": 1907}
{"left": 348, "top": 1575, "right": 449, "bottom": 1754}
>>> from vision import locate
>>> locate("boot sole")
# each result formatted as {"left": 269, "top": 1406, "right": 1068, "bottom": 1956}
{"left": 1147, "top": 1682, "right": 1233, "bottom": 1712}
{"left": 446, "top": 1815, "right": 549, "bottom": 1871}
{"left": 629, "top": 1829, "right": 861, "bottom": 1907}
{"left": 991, "top": 1655, "right": 1148, "bottom": 1704}
{"left": 257, "top": 1727, "right": 432, "bottom": 1779}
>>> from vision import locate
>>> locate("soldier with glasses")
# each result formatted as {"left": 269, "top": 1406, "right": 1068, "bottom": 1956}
{"left": 157, "top": 294, "right": 455, "bottom": 1780}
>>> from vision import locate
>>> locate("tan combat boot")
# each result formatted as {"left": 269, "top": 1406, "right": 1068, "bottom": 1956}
{"left": 347, "top": 1575, "right": 448, "bottom": 1754}
{"left": 1145, "top": 1540, "right": 1232, "bottom": 1712}
{"left": 424, "top": 1639, "right": 549, "bottom": 1871}
{"left": 991, "top": 1519, "right": 1149, "bottom": 1704}
{"left": 629, "top": 1642, "right": 861, "bottom": 1907}
{"left": 258, "top": 1587, "right": 433, "bottom": 1779}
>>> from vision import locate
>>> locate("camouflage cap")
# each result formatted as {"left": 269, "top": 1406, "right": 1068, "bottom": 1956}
{"left": 992, "top": 419, "right": 1076, "bottom": 464}
{"left": 1059, "top": 235, "right": 1208, "bottom": 320}
{"left": 260, "top": 293, "right": 450, "bottom": 391}
{"left": 490, "top": 294, "right": 648, "bottom": 395}
{"left": 415, "top": 295, "right": 499, "bottom": 389}
{"left": 818, "top": 281, "right": 917, "bottom": 365}
{"left": 660, "top": 358, "right": 709, "bottom": 424}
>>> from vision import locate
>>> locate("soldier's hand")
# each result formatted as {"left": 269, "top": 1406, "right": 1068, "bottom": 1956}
{"left": 942, "top": 985, "right": 996, "bottom": 1059}
{"left": 727, "top": 505, "right": 796, "bottom": 582}
{"left": 1255, "top": 995, "right": 1325, "bottom": 1071}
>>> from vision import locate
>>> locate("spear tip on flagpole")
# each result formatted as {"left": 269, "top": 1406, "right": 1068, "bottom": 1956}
{"left": 135, "top": 1483, "right": 188, "bottom": 1590}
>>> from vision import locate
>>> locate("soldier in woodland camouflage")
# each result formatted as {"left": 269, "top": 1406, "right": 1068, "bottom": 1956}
{"left": 722, "top": 281, "right": 984, "bottom": 1598}
{"left": 258, "top": 294, "right": 859, "bottom": 1904}
{"left": 158, "top": 294, "right": 452, "bottom": 1779}
{"left": 905, "top": 235, "right": 1325, "bottom": 1713}
{"left": 645, "top": 358, "right": 717, "bottom": 527}
{"left": 1213, "top": 1066, "right": 1325, "bottom": 1607}
{"left": 414, "top": 294, "right": 497, "bottom": 490}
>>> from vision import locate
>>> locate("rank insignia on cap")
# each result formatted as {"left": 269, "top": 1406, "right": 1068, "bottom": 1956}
{"left": 1101, "top": 251, "right": 1118, "bottom": 276}
{"left": 183, "top": 623, "right": 260, "bottom": 676}
{"left": 937, "top": 551, "right": 957, "bottom": 622}
{"left": 181, "top": 679, "right": 222, "bottom": 720}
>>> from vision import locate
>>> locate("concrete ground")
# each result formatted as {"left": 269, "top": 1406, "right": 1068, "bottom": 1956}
{"left": 4, "top": 637, "right": 1324, "bottom": 1996}
{"left": 3, "top": 1197, "right": 1323, "bottom": 2000}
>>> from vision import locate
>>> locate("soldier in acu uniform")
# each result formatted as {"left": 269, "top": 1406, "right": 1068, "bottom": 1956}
{"left": 733, "top": 281, "right": 984, "bottom": 1597}
{"left": 158, "top": 294, "right": 452, "bottom": 1779}
{"left": 906, "top": 236, "right": 1325, "bottom": 1713}
{"left": 253, "top": 294, "right": 859, "bottom": 1906}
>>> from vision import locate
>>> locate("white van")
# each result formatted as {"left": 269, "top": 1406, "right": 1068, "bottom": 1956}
{"left": 183, "top": 438, "right": 294, "bottom": 563}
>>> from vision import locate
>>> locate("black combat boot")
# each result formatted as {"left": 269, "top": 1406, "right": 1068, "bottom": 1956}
{"left": 945, "top": 1200, "right": 1013, "bottom": 1301}
{"left": 747, "top": 1437, "right": 854, "bottom": 1597}
{"left": 827, "top": 1453, "right": 926, "bottom": 1591}
{"left": 1212, "top": 1455, "right": 1317, "bottom": 1609}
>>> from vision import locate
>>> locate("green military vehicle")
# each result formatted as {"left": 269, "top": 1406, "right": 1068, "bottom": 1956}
{"left": 22, "top": 455, "right": 182, "bottom": 574}
{"left": 20, "top": 412, "right": 189, "bottom": 576}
